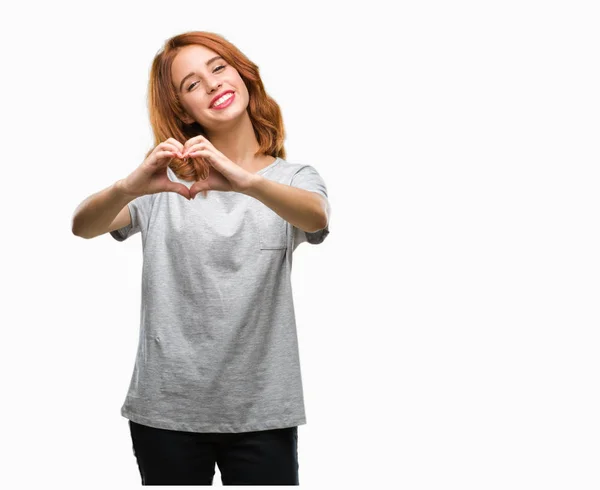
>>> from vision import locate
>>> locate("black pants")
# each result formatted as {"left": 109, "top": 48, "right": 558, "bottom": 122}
{"left": 128, "top": 420, "right": 299, "bottom": 485}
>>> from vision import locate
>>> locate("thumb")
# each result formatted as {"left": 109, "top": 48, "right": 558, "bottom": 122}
{"left": 189, "top": 182, "right": 209, "bottom": 199}
{"left": 166, "top": 182, "right": 191, "bottom": 200}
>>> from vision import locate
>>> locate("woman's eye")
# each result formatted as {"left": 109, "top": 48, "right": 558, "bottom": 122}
{"left": 187, "top": 66, "right": 226, "bottom": 91}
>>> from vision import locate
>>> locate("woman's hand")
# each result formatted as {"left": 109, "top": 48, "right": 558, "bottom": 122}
{"left": 183, "top": 135, "right": 255, "bottom": 198}
{"left": 120, "top": 138, "right": 191, "bottom": 200}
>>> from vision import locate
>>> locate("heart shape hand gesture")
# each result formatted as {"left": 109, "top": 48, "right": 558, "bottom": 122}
{"left": 181, "top": 135, "right": 255, "bottom": 199}
{"left": 119, "top": 136, "right": 257, "bottom": 201}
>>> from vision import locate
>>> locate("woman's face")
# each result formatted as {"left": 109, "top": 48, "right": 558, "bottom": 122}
{"left": 171, "top": 44, "right": 249, "bottom": 130}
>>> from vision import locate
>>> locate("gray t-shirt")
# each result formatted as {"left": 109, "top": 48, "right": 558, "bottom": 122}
{"left": 111, "top": 157, "right": 329, "bottom": 433}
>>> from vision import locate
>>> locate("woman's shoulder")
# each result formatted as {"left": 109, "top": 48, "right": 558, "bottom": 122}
{"left": 271, "top": 158, "right": 321, "bottom": 179}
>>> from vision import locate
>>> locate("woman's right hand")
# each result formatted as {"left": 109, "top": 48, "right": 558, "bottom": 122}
{"left": 117, "top": 138, "right": 192, "bottom": 200}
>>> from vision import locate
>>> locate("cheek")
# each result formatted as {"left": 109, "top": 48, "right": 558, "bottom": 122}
{"left": 234, "top": 83, "right": 250, "bottom": 104}
{"left": 232, "top": 73, "right": 248, "bottom": 93}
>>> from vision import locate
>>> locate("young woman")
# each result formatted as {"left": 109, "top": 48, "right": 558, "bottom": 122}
{"left": 71, "top": 31, "right": 330, "bottom": 485}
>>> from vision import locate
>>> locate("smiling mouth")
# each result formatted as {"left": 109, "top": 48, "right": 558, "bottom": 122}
{"left": 210, "top": 92, "right": 235, "bottom": 109}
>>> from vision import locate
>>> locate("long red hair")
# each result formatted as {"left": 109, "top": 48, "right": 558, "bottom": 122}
{"left": 144, "top": 31, "right": 287, "bottom": 181}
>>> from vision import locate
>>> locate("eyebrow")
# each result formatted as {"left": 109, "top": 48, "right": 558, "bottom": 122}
{"left": 178, "top": 56, "right": 224, "bottom": 93}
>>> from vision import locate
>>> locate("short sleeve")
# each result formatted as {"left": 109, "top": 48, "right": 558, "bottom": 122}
{"left": 110, "top": 193, "right": 155, "bottom": 242}
{"left": 289, "top": 165, "right": 331, "bottom": 248}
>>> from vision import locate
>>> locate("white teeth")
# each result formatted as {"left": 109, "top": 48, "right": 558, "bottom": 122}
{"left": 212, "top": 92, "right": 233, "bottom": 107}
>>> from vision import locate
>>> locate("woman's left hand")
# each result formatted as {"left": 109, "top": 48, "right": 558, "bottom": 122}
{"left": 183, "top": 135, "right": 254, "bottom": 197}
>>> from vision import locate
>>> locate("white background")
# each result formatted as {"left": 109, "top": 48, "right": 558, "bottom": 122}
{"left": 2, "top": 0, "right": 599, "bottom": 488}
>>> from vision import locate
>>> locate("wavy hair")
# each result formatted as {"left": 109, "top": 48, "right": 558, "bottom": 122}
{"left": 144, "top": 31, "right": 287, "bottom": 181}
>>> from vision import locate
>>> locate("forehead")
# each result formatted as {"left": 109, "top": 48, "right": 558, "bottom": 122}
{"left": 171, "top": 45, "right": 219, "bottom": 78}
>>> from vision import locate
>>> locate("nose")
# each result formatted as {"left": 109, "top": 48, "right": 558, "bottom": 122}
{"left": 207, "top": 78, "right": 222, "bottom": 95}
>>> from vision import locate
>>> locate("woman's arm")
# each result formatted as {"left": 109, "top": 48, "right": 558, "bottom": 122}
{"left": 242, "top": 175, "right": 329, "bottom": 233}
{"left": 72, "top": 180, "right": 135, "bottom": 239}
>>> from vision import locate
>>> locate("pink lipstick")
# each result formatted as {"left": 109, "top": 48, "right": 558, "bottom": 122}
{"left": 210, "top": 92, "right": 235, "bottom": 110}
